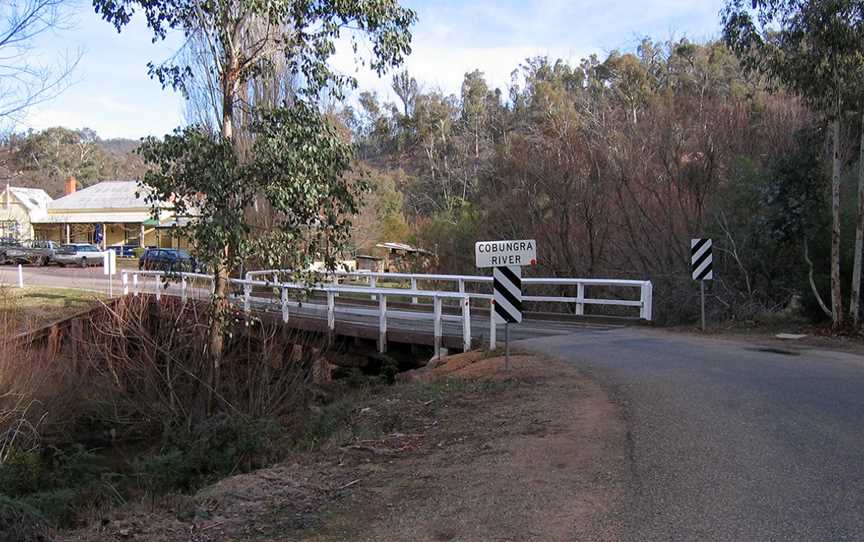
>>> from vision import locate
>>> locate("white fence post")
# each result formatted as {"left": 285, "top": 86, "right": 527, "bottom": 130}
{"left": 281, "top": 287, "right": 289, "bottom": 323}
{"left": 243, "top": 282, "right": 250, "bottom": 313}
{"left": 458, "top": 278, "right": 465, "bottom": 296}
{"left": 155, "top": 274, "right": 161, "bottom": 301}
{"left": 370, "top": 276, "right": 377, "bottom": 300}
{"left": 327, "top": 291, "right": 336, "bottom": 343}
{"left": 576, "top": 282, "right": 585, "bottom": 316}
{"left": 181, "top": 275, "right": 188, "bottom": 301}
{"left": 433, "top": 296, "right": 442, "bottom": 357}
{"left": 462, "top": 296, "right": 471, "bottom": 352}
{"left": 17, "top": 264, "right": 23, "bottom": 288}
{"left": 378, "top": 295, "right": 387, "bottom": 353}
{"left": 132, "top": 273, "right": 139, "bottom": 296}
{"left": 489, "top": 299, "right": 496, "bottom": 350}
{"left": 122, "top": 272, "right": 129, "bottom": 295}
{"left": 640, "top": 281, "right": 653, "bottom": 321}
{"left": 410, "top": 277, "right": 418, "bottom": 304}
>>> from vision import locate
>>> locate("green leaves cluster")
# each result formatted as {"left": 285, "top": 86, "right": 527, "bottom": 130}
{"left": 93, "top": 0, "right": 417, "bottom": 98}
{"left": 138, "top": 101, "right": 367, "bottom": 272}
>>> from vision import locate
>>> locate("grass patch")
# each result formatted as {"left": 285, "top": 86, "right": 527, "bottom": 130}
{"left": 0, "top": 286, "right": 105, "bottom": 333}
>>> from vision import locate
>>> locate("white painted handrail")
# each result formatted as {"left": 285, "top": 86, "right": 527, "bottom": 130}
{"left": 122, "top": 270, "right": 473, "bottom": 353}
{"left": 246, "top": 268, "right": 653, "bottom": 321}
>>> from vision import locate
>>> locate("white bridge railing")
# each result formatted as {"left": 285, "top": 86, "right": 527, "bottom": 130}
{"left": 122, "top": 269, "right": 472, "bottom": 354}
{"left": 121, "top": 268, "right": 653, "bottom": 355}
{"left": 246, "top": 269, "right": 653, "bottom": 321}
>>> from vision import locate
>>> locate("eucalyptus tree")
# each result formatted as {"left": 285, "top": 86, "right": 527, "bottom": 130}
{"left": 93, "top": 0, "right": 417, "bottom": 360}
{"left": 723, "top": 0, "right": 864, "bottom": 327}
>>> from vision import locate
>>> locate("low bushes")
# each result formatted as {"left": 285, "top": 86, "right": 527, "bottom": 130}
{"left": 0, "top": 294, "right": 326, "bottom": 532}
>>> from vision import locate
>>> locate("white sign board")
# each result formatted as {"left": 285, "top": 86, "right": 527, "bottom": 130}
{"left": 475, "top": 239, "right": 537, "bottom": 268}
{"left": 103, "top": 250, "right": 117, "bottom": 276}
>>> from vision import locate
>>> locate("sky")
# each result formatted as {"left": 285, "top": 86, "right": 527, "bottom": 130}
{"left": 20, "top": 0, "right": 725, "bottom": 140}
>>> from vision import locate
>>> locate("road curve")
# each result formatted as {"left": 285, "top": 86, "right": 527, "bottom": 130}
{"left": 519, "top": 328, "right": 864, "bottom": 542}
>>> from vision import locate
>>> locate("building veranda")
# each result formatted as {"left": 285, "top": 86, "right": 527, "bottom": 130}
{"left": 0, "top": 177, "right": 191, "bottom": 251}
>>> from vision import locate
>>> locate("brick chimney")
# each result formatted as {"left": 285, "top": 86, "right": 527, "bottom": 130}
{"left": 64, "top": 176, "right": 77, "bottom": 196}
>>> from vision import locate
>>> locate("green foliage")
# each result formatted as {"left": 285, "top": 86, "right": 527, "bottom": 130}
{"left": 2, "top": 127, "right": 146, "bottom": 197}
{"left": 138, "top": 102, "right": 367, "bottom": 273}
{"left": 92, "top": 0, "right": 417, "bottom": 99}
{"left": 0, "top": 495, "right": 49, "bottom": 542}
{"left": 134, "top": 415, "right": 282, "bottom": 494}
{"left": 414, "top": 201, "right": 485, "bottom": 274}
{"left": 723, "top": 0, "right": 864, "bottom": 112}
{"left": 0, "top": 445, "right": 113, "bottom": 527}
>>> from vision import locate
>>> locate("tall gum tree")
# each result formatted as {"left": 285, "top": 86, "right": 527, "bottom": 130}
{"left": 92, "top": 0, "right": 417, "bottom": 360}
{"left": 723, "top": 0, "right": 864, "bottom": 327}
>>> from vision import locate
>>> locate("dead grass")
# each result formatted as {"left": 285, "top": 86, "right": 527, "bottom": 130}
{"left": 0, "top": 286, "right": 104, "bottom": 335}
{"left": 60, "top": 352, "right": 628, "bottom": 542}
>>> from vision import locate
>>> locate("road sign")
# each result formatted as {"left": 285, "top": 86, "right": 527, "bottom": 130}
{"left": 493, "top": 265, "right": 522, "bottom": 324}
{"left": 103, "top": 250, "right": 117, "bottom": 276}
{"left": 475, "top": 239, "right": 537, "bottom": 268}
{"left": 691, "top": 238, "right": 713, "bottom": 281}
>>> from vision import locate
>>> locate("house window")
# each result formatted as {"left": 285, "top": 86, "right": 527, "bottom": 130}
{"left": 0, "top": 220, "right": 20, "bottom": 240}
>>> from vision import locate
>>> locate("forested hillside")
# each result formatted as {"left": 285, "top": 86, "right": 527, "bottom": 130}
{"left": 0, "top": 38, "right": 848, "bottom": 324}
{"left": 347, "top": 38, "right": 841, "bottom": 324}
{"left": 0, "top": 127, "right": 146, "bottom": 197}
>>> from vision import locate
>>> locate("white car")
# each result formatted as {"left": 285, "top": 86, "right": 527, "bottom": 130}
{"left": 52, "top": 244, "right": 104, "bottom": 267}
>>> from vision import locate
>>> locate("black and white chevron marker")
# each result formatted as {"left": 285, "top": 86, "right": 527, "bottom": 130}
{"left": 493, "top": 265, "right": 522, "bottom": 324}
{"left": 691, "top": 238, "right": 713, "bottom": 281}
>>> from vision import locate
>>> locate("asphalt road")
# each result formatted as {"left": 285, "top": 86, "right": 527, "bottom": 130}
{"left": 519, "top": 328, "right": 864, "bottom": 541}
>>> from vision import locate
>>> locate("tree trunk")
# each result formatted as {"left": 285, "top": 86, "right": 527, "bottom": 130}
{"left": 851, "top": 110, "right": 864, "bottom": 326}
{"left": 831, "top": 115, "right": 844, "bottom": 327}
{"left": 804, "top": 237, "right": 832, "bottom": 319}
{"left": 209, "top": 54, "right": 238, "bottom": 363}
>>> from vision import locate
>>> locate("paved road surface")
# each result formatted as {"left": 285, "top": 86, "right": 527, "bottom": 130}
{"left": 520, "top": 328, "right": 864, "bottom": 541}
{"left": 14, "top": 264, "right": 864, "bottom": 539}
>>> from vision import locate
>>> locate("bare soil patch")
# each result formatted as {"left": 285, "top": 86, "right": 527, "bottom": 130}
{"left": 61, "top": 351, "right": 627, "bottom": 542}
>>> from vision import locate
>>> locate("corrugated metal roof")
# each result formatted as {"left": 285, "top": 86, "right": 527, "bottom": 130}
{"left": 9, "top": 187, "right": 52, "bottom": 216}
{"left": 48, "top": 181, "right": 160, "bottom": 211}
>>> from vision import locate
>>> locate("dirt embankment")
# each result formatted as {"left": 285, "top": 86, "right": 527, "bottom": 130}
{"left": 62, "top": 352, "right": 628, "bottom": 542}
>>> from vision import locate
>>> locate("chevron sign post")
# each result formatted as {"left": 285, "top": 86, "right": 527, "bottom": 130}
{"left": 476, "top": 239, "right": 537, "bottom": 370}
{"left": 691, "top": 238, "right": 713, "bottom": 331}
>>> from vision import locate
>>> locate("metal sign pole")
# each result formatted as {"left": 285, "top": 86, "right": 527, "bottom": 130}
{"left": 505, "top": 322, "right": 510, "bottom": 371}
{"left": 700, "top": 280, "right": 706, "bottom": 331}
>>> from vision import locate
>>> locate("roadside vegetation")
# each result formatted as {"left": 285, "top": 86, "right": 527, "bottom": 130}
{"left": 0, "top": 290, "right": 429, "bottom": 539}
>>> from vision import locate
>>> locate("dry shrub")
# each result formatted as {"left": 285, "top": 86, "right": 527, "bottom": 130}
{"left": 1, "top": 293, "right": 324, "bottom": 460}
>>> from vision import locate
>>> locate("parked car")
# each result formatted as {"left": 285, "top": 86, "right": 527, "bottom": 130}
{"left": 6, "top": 240, "right": 63, "bottom": 266}
{"left": 0, "top": 238, "right": 21, "bottom": 264}
{"left": 52, "top": 244, "right": 104, "bottom": 267}
{"left": 138, "top": 248, "right": 198, "bottom": 273}
{"left": 108, "top": 244, "right": 138, "bottom": 258}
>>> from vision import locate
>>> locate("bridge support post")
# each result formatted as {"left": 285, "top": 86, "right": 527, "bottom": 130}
{"left": 281, "top": 287, "right": 289, "bottom": 323}
{"left": 370, "top": 276, "right": 377, "bottom": 300}
{"left": 576, "top": 283, "right": 585, "bottom": 316}
{"left": 489, "top": 299, "right": 496, "bottom": 350}
{"left": 640, "top": 281, "right": 653, "bottom": 321}
{"left": 462, "top": 297, "right": 471, "bottom": 352}
{"left": 378, "top": 295, "right": 388, "bottom": 353}
{"left": 411, "top": 278, "right": 418, "bottom": 304}
{"left": 433, "top": 296, "right": 442, "bottom": 356}
{"left": 327, "top": 292, "right": 336, "bottom": 346}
